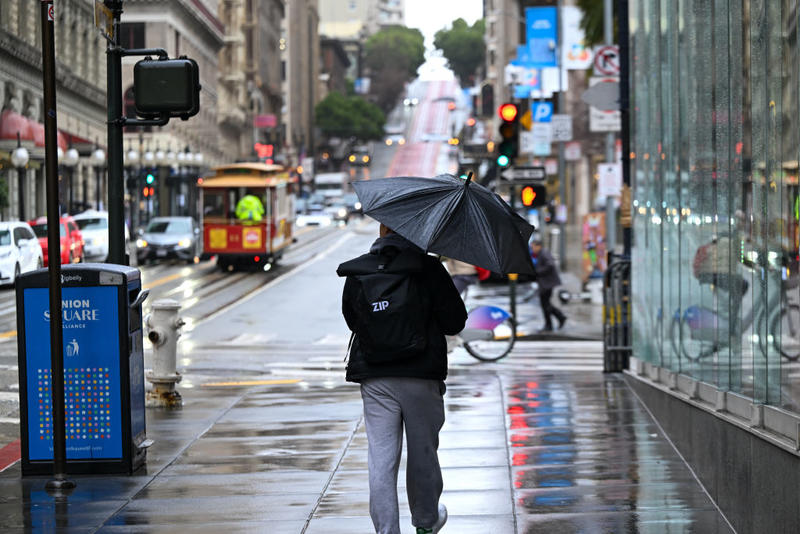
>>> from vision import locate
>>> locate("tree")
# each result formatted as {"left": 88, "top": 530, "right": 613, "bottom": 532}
{"left": 364, "top": 26, "right": 425, "bottom": 112}
{"left": 577, "top": 0, "right": 615, "bottom": 47}
{"left": 433, "top": 18, "right": 486, "bottom": 84}
{"left": 315, "top": 91, "right": 386, "bottom": 141}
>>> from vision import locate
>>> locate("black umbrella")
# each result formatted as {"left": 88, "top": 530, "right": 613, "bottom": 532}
{"left": 351, "top": 173, "right": 536, "bottom": 275}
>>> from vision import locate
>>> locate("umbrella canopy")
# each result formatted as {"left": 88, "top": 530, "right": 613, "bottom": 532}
{"left": 352, "top": 174, "right": 536, "bottom": 275}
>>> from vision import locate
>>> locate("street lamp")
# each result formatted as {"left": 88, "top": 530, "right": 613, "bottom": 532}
{"left": 62, "top": 146, "right": 79, "bottom": 214}
{"left": 90, "top": 145, "right": 106, "bottom": 210}
{"left": 11, "top": 132, "right": 30, "bottom": 221}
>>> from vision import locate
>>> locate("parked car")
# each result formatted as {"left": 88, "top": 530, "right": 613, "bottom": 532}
{"left": 296, "top": 207, "right": 333, "bottom": 228}
{"left": 0, "top": 221, "right": 43, "bottom": 286}
{"left": 28, "top": 215, "right": 85, "bottom": 266}
{"left": 72, "top": 210, "right": 132, "bottom": 262}
{"left": 136, "top": 216, "right": 201, "bottom": 264}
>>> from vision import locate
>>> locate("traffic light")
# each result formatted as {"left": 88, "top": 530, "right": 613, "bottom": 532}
{"left": 134, "top": 58, "right": 201, "bottom": 120}
{"left": 145, "top": 172, "right": 155, "bottom": 185}
{"left": 521, "top": 184, "right": 547, "bottom": 208}
{"left": 497, "top": 103, "right": 519, "bottom": 167}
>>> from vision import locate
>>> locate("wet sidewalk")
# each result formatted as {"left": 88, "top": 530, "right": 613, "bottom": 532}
{"left": 0, "top": 343, "right": 732, "bottom": 533}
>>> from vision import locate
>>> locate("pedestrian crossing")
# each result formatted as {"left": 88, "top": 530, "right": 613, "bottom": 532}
{"left": 450, "top": 340, "right": 605, "bottom": 372}
{"left": 182, "top": 340, "right": 605, "bottom": 389}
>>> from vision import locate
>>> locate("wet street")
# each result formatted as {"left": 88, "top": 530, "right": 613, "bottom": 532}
{"left": 0, "top": 215, "right": 732, "bottom": 532}
{"left": 0, "top": 73, "right": 731, "bottom": 532}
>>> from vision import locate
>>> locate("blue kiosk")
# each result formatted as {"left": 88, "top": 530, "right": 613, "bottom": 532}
{"left": 16, "top": 264, "right": 149, "bottom": 475}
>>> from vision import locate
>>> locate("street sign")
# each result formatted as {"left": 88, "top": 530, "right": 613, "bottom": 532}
{"left": 533, "top": 142, "right": 551, "bottom": 156}
{"left": 564, "top": 141, "right": 582, "bottom": 161}
{"left": 94, "top": 1, "right": 114, "bottom": 41}
{"left": 531, "top": 102, "right": 553, "bottom": 122}
{"left": 501, "top": 166, "right": 546, "bottom": 182}
{"left": 593, "top": 45, "right": 620, "bottom": 75}
{"left": 550, "top": 114, "right": 573, "bottom": 141}
{"left": 531, "top": 122, "right": 552, "bottom": 144}
{"left": 589, "top": 77, "right": 621, "bottom": 132}
{"left": 597, "top": 162, "right": 622, "bottom": 197}
{"left": 581, "top": 80, "right": 620, "bottom": 111}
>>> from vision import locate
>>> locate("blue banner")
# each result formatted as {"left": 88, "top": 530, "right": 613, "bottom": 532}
{"left": 525, "top": 7, "right": 558, "bottom": 68}
{"left": 24, "top": 286, "right": 122, "bottom": 461}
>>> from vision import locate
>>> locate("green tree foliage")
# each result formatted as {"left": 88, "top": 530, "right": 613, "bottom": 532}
{"left": 577, "top": 0, "right": 616, "bottom": 47}
{"left": 433, "top": 18, "right": 486, "bottom": 84}
{"left": 364, "top": 26, "right": 425, "bottom": 112}
{"left": 315, "top": 91, "right": 386, "bottom": 141}
{"left": 0, "top": 178, "right": 9, "bottom": 211}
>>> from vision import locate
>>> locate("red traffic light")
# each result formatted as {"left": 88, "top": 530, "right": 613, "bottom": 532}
{"left": 521, "top": 186, "right": 536, "bottom": 206}
{"left": 498, "top": 103, "right": 518, "bottom": 122}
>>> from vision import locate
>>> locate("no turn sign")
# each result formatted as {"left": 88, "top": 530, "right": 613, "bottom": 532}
{"left": 47, "top": 3, "right": 54, "bottom": 21}
{"left": 593, "top": 45, "right": 620, "bottom": 76}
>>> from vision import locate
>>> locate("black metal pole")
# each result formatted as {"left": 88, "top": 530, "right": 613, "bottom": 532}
{"left": 95, "top": 167, "right": 101, "bottom": 209}
{"left": 17, "top": 167, "right": 24, "bottom": 221}
{"left": 509, "top": 186, "right": 517, "bottom": 322}
{"left": 106, "top": 0, "right": 126, "bottom": 264}
{"left": 618, "top": 0, "right": 632, "bottom": 256}
{"left": 67, "top": 166, "right": 73, "bottom": 214}
{"left": 41, "top": 0, "right": 73, "bottom": 492}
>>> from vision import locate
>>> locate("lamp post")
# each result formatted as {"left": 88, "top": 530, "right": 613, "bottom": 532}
{"left": 11, "top": 132, "right": 30, "bottom": 221}
{"left": 90, "top": 145, "right": 106, "bottom": 210}
{"left": 62, "top": 146, "right": 79, "bottom": 214}
{"left": 124, "top": 147, "right": 140, "bottom": 231}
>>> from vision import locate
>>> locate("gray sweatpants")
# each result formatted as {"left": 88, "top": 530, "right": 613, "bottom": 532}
{"left": 360, "top": 377, "right": 446, "bottom": 534}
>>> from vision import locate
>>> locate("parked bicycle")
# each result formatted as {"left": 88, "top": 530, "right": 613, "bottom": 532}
{"left": 672, "top": 267, "right": 800, "bottom": 362}
{"left": 447, "top": 283, "right": 516, "bottom": 362}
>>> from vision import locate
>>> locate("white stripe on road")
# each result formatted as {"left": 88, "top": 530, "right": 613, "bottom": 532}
{"left": 0, "top": 417, "right": 19, "bottom": 424}
{"left": 0, "top": 392, "right": 19, "bottom": 401}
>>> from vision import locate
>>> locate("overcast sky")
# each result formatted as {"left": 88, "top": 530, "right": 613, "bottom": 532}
{"left": 404, "top": 0, "right": 484, "bottom": 51}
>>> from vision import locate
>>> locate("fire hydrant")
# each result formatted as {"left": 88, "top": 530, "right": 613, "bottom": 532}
{"left": 145, "top": 299, "right": 185, "bottom": 408}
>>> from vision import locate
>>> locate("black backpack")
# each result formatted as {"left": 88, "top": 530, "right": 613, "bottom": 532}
{"left": 338, "top": 249, "right": 430, "bottom": 364}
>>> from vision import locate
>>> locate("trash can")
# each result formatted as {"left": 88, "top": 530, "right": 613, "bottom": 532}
{"left": 16, "top": 264, "right": 149, "bottom": 475}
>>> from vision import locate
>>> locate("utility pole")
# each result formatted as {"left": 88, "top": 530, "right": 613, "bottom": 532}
{"left": 40, "top": 0, "right": 73, "bottom": 492}
{"left": 604, "top": 0, "right": 616, "bottom": 254}
{"left": 105, "top": 0, "right": 127, "bottom": 265}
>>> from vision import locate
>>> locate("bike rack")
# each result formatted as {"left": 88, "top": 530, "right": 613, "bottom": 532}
{"left": 603, "top": 256, "right": 632, "bottom": 372}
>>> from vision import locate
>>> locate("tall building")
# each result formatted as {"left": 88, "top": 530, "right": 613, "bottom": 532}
{"left": 119, "top": 0, "right": 225, "bottom": 221}
{"left": 0, "top": 0, "right": 107, "bottom": 220}
{"left": 218, "top": 0, "right": 285, "bottom": 162}
{"left": 282, "top": 0, "right": 320, "bottom": 166}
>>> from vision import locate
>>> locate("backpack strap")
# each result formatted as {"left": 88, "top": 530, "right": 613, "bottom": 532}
{"left": 344, "top": 332, "right": 355, "bottom": 362}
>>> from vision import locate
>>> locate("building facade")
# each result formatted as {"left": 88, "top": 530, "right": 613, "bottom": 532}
{"left": 218, "top": 0, "right": 285, "bottom": 162}
{"left": 0, "top": 0, "right": 107, "bottom": 220}
{"left": 283, "top": 0, "right": 320, "bottom": 167}
{"left": 119, "top": 0, "right": 225, "bottom": 223}
{"left": 629, "top": 1, "right": 800, "bottom": 530}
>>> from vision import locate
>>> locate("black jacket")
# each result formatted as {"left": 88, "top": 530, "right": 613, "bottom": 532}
{"left": 532, "top": 248, "right": 561, "bottom": 290}
{"left": 338, "top": 234, "right": 467, "bottom": 382}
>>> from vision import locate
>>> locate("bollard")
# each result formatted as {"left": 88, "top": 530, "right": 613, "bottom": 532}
{"left": 145, "top": 299, "right": 185, "bottom": 407}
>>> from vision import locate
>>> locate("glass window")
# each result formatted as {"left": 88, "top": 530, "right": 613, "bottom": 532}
{"left": 74, "top": 218, "right": 108, "bottom": 231}
{"left": 0, "top": 230, "right": 11, "bottom": 247}
{"left": 146, "top": 219, "right": 192, "bottom": 234}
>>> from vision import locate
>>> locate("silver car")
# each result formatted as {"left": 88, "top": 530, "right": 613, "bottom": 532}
{"left": 136, "top": 216, "right": 201, "bottom": 264}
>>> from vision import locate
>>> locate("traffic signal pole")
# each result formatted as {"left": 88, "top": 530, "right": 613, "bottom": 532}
{"left": 556, "top": 0, "right": 567, "bottom": 269}
{"left": 105, "top": 0, "right": 126, "bottom": 265}
{"left": 604, "top": 0, "right": 617, "bottom": 253}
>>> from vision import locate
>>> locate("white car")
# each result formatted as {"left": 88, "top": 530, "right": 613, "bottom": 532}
{"left": 0, "top": 221, "right": 43, "bottom": 286}
{"left": 73, "top": 210, "right": 130, "bottom": 261}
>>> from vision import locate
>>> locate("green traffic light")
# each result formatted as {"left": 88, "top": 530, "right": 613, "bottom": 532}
{"left": 146, "top": 173, "right": 155, "bottom": 185}
{"left": 497, "top": 155, "right": 510, "bottom": 167}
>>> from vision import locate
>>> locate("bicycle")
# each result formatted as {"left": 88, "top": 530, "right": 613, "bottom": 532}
{"left": 672, "top": 268, "right": 800, "bottom": 362}
{"left": 448, "top": 283, "right": 517, "bottom": 362}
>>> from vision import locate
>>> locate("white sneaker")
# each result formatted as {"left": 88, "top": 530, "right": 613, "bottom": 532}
{"left": 415, "top": 503, "right": 447, "bottom": 533}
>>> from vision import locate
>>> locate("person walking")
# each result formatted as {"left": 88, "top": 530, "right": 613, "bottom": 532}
{"left": 530, "top": 239, "right": 567, "bottom": 332}
{"left": 337, "top": 223, "right": 467, "bottom": 534}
